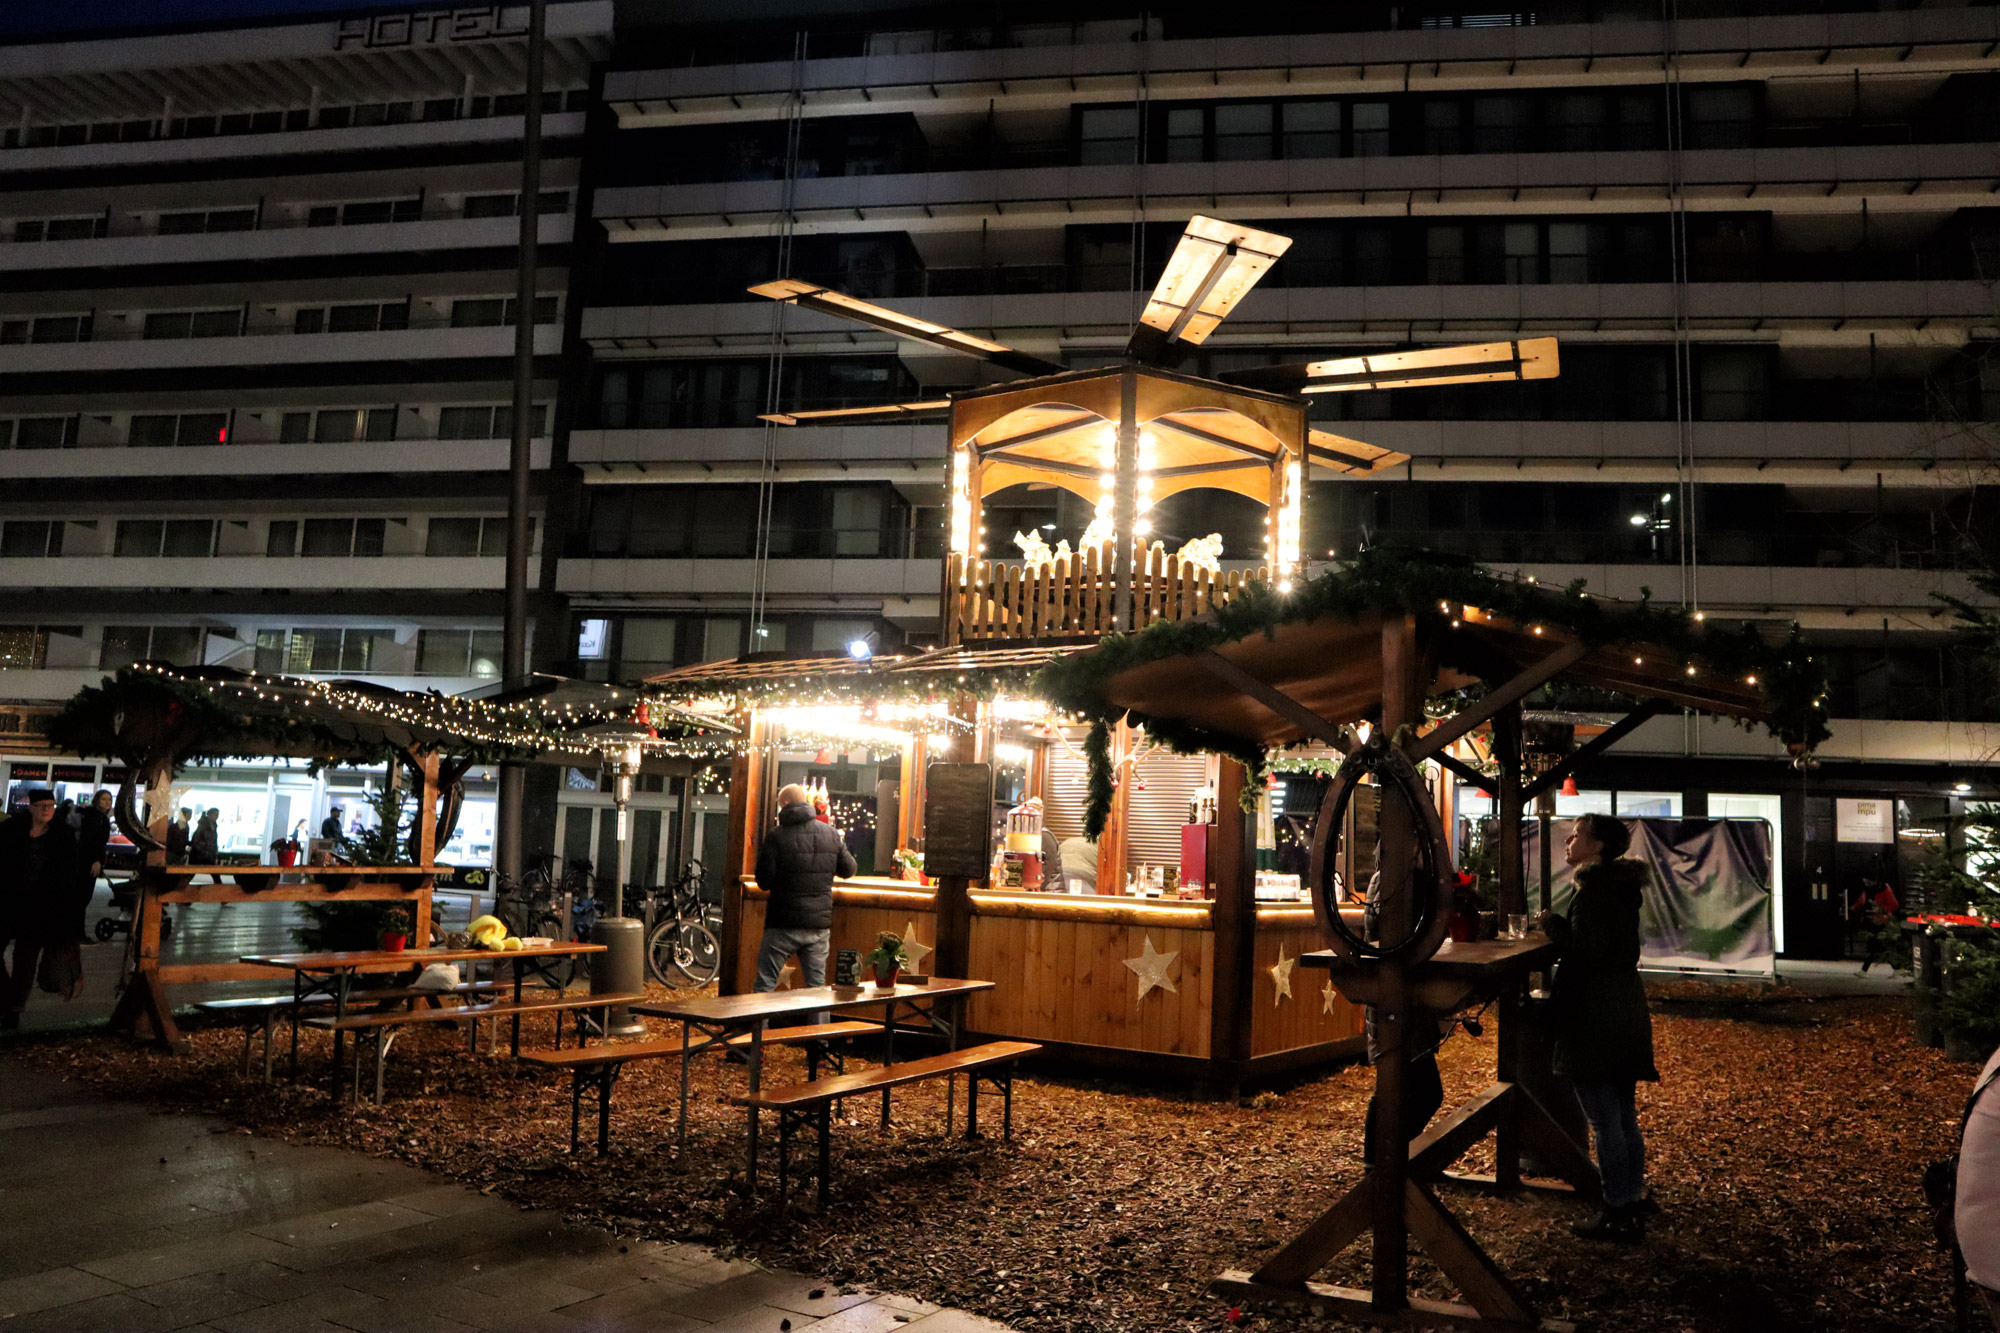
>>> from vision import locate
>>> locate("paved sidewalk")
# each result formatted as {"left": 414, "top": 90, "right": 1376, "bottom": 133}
{"left": 0, "top": 1058, "right": 1011, "bottom": 1333}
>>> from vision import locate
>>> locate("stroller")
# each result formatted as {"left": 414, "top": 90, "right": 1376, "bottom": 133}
{"left": 96, "top": 876, "right": 173, "bottom": 942}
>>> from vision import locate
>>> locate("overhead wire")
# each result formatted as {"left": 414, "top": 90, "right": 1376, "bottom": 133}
{"left": 750, "top": 30, "right": 809, "bottom": 651}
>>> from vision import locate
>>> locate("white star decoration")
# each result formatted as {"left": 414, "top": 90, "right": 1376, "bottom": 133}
{"left": 900, "top": 922, "right": 933, "bottom": 974}
{"left": 1123, "top": 934, "right": 1180, "bottom": 1002}
{"left": 1269, "top": 949, "right": 1296, "bottom": 1006}
{"left": 777, "top": 960, "right": 798, "bottom": 990}
{"left": 1322, "top": 979, "right": 1340, "bottom": 1015}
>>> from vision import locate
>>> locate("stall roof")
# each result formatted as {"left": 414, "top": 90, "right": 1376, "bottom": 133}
{"left": 643, "top": 644, "right": 1076, "bottom": 698}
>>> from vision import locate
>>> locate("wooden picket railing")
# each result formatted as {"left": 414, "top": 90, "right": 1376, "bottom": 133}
{"left": 943, "top": 544, "right": 1273, "bottom": 644}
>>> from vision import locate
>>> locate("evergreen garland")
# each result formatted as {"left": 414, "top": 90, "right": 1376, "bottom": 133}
{"left": 1034, "top": 549, "right": 1830, "bottom": 837}
{"left": 1083, "top": 718, "right": 1114, "bottom": 840}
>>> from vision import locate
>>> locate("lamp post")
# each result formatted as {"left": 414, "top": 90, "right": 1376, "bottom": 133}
{"left": 587, "top": 722, "right": 651, "bottom": 1037}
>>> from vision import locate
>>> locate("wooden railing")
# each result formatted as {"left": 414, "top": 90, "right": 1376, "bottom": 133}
{"left": 943, "top": 545, "right": 1273, "bottom": 643}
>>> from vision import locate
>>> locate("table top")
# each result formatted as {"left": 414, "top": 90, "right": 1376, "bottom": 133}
{"left": 1303, "top": 933, "right": 1559, "bottom": 979}
{"left": 241, "top": 942, "right": 607, "bottom": 970}
{"left": 633, "top": 977, "right": 994, "bottom": 1024}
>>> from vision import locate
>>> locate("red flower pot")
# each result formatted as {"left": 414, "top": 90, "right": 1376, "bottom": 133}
{"left": 873, "top": 964, "right": 899, "bottom": 989}
{"left": 382, "top": 934, "right": 408, "bottom": 953}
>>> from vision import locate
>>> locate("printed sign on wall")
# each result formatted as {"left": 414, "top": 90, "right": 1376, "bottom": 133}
{"left": 1836, "top": 798, "right": 1895, "bottom": 844}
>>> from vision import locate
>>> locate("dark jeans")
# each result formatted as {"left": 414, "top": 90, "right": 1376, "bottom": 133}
{"left": 1362, "top": 1050, "right": 1445, "bottom": 1163}
{"left": 1573, "top": 1079, "right": 1646, "bottom": 1208}
{"left": 1, "top": 929, "right": 46, "bottom": 1016}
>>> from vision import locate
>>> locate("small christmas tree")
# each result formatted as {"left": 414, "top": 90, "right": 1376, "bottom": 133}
{"left": 292, "top": 778, "right": 417, "bottom": 952}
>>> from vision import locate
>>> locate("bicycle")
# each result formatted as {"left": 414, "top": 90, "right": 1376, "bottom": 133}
{"left": 492, "top": 854, "right": 603, "bottom": 988}
{"left": 639, "top": 859, "right": 721, "bottom": 988}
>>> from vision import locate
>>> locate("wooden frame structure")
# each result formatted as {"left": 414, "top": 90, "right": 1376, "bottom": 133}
{"left": 1054, "top": 602, "right": 1770, "bottom": 1329}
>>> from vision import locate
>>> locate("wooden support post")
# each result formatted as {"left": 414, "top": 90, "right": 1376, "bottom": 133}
{"left": 110, "top": 764, "right": 183, "bottom": 1052}
{"left": 413, "top": 750, "right": 440, "bottom": 947}
{"left": 1495, "top": 706, "right": 1525, "bottom": 920}
{"left": 1112, "top": 367, "right": 1138, "bottom": 632}
{"left": 1208, "top": 759, "right": 1257, "bottom": 1088}
{"left": 934, "top": 697, "right": 980, "bottom": 981}
{"left": 1372, "top": 611, "right": 1421, "bottom": 1312}
{"left": 720, "top": 712, "right": 761, "bottom": 996}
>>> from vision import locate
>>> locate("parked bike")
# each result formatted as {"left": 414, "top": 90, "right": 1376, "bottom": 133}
{"left": 638, "top": 859, "right": 721, "bottom": 988}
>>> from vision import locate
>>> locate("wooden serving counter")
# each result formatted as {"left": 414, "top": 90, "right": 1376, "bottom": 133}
{"left": 731, "top": 875, "right": 1362, "bottom": 1082}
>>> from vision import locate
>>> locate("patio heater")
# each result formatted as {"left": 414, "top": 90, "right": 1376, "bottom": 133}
{"left": 587, "top": 721, "right": 651, "bottom": 1038}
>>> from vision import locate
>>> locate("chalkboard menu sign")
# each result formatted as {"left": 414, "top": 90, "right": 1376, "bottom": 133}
{"left": 923, "top": 762, "right": 994, "bottom": 879}
{"left": 834, "top": 948, "right": 861, "bottom": 986}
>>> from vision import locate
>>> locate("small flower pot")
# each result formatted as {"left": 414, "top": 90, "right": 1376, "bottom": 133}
{"left": 873, "top": 964, "right": 899, "bottom": 989}
{"left": 382, "top": 933, "right": 408, "bottom": 953}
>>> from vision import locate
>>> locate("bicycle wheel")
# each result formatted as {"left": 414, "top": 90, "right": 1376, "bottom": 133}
{"left": 528, "top": 910, "right": 575, "bottom": 988}
{"left": 652, "top": 920, "right": 720, "bottom": 988}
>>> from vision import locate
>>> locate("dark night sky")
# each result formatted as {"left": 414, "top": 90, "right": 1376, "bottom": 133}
{"left": 0, "top": 2, "right": 424, "bottom": 40}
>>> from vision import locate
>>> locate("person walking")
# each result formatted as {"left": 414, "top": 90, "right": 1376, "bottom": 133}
{"left": 321, "top": 807, "right": 344, "bottom": 841}
{"left": 190, "top": 808, "right": 221, "bottom": 884}
{"left": 166, "top": 806, "right": 192, "bottom": 864}
{"left": 1540, "top": 812, "right": 1660, "bottom": 1242}
{"left": 751, "top": 782, "right": 854, "bottom": 993}
{"left": 0, "top": 789, "right": 81, "bottom": 1030}
{"left": 76, "top": 790, "right": 113, "bottom": 927}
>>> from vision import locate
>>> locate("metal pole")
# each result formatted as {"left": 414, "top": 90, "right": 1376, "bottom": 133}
{"left": 496, "top": 0, "right": 546, "bottom": 883}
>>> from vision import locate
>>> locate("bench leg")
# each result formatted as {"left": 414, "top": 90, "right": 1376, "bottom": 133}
{"left": 570, "top": 1071, "right": 584, "bottom": 1154}
{"left": 597, "top": 1063, "right": 618, "bottom": 1156}
{"left": 777, "top": 1110, "right": 790, "bottom": 1206}
{"left": 239, "top": 1021, "right": 256, "bottom": 1078}
{"left": 375, "top": 1029, "right": 402, "bottom": 1105}
{"left": 818, "top": 1104, "right": 831, "bottom": 1209}
{"left": 967, "top": 1071, "right": 980, "bottom": 1139}
{"left": 677, "top": 1024, "right": 691, "bottom": 1158}
{"left": 1003, "top": 1068, "right": 1014, "bottom": 1140}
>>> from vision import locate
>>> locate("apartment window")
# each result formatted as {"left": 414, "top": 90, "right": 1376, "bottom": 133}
{"left": 1078, "top": 107, "right": 1139, "bottom": 165}
{"left": 0, "top": 627, "right": 51, "bottom": 669}
{"left": 437, "top": 404, "right": 548, "bottom": 439}
{"left": 3, "top": 416, "right": 80, "bottom": 449}
{"left": 449, "top": 296, "right": 558, "bottom": 328}
{"left": 1426, "top": 227, "right": 1465, "bottom": 284}
{"left": 114, "top": 519, "right": 216, "bottom": 558}
{"left": 156, "top": 208, "right": 255, "bottom": 235}
{"left": 101, "top": 626, "right": 207, "bottom": 671}
{"left": 129, "top": 412, "right": 229, "bottom": 447}
{"left": 293, "top": 302, "right": 408, "bottom": 334}
{"left": 298, "top": 518, "right": 388, "bottom": 557}
{"left": 142, "top": 309, "right": 241, "bottom": 339}
{"left": 0, "top": 521, "right": 63, "bottom": 557}
{"left": 1351, "top": 101, "right": 1391, "bottom": 156}
{"left": 12, "top": 216, "right": 105, "bottom": 242}
{"left": 1214, "top": 103, "right": 1275, "bottom": 161}
{"left": 305, "top": 198, "right": 422, "bottom": 227}
{"left": 425, "top": 517, "right": 516, "bottom": 558}
{"left": 1283, "top": 102, "right": 1342, "bottom": 159}
{"left": 1471, "top": 96, "right": 1531, "bottom": 153}
{"left": 619, "top": 619, "right": 678, "bottom": 671}
{"left": 267, "top": 521, "right": 297, "bottom": 556}
{"left": 0, "top": 315, "right": 92, "bottom": 344}
{"left": 463, "top": 190, "right": 570, "bottom": 219}
{"left": 416, "top": 628, "right": 503, "bottom": 677}
{"left": 1696, "top": 347, "right": 1770, "bottom": 421}
{"left": 279, "top": 407, "right": 396, "bottom": 445}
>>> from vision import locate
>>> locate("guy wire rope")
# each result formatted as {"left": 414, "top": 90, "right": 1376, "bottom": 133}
{"left": 750, "top": 32, "right": 809, "bottom": 650}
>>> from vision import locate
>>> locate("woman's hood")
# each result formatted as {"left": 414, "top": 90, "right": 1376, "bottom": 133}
{"left": 1576, "top": 857, "right": 1648, "bottom": 894}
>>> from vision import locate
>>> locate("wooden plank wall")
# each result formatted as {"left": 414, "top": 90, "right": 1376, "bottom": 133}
{"left": 946, "top": 546, "right": 1272, "bottom": 644}
{"left": 964, "top": 913, "right": 1213, "bottom": 1059}
{"left": 1249, "top": 913, "right": 1365, "bottom": 1056}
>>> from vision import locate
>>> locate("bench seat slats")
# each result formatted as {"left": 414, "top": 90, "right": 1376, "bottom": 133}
{"left": 305, "top": 991, "right": 644, "bottom": 1032}
{"left": 732, "top": 1041, "right": 1040, "bottom": 1109}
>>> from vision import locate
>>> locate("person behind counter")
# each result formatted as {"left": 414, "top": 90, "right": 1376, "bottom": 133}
{"left": 1058, "top": 835, "right": 1098, "bottom": 893}
{"left": 752, "top": 782, "right": 856, "bottom": 993}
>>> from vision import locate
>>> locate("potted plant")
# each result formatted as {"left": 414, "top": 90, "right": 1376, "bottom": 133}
{"left": 892, "top": 849, "right": 927, "bottom": 887}
{"left": 864, "top": 931, "right": 909, "bottom": 988}
{"left": 380, "top": 906, "right": 413, "bottom": 953}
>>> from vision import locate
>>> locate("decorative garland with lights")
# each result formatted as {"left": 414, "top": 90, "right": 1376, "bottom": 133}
{"left": 1036, "top": 548, "right": 1830, "bottom": 838}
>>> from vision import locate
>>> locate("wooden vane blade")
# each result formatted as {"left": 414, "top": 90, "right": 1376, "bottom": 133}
{"left": 759, "top": 400, "right": 952, "bottom": 426}
{"left": 1307, "top": 429, "right": 1408, "bottom": 476}
{"left": 1127, "top": 216, "right": 1292, "bottom": 363}
{"left": 1222, "top": 337, "right": 1560, "bottom": 393}
{"left": 749, "top": 279, "right": 1065, "bottom": 376}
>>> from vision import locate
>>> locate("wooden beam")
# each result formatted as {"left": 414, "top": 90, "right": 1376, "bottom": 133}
{"left": 1195, "top": 650, "right": 1357, "bottom": 753}
{"left": 1521, "top": 701, "right": 1668, "bottom": 802}
{"left": 1148, "top": 415, "right": 1278, "bottom": 460}
{"left": 1433, "top": 750, "right": 1496, "bottom": 796}
{"left": 1208, "top": 758, "right": 1257, "bottom": 1081}
{"left": 1214, "top": 1273, "right": 1577, "bottom": 1333}
{"left": 1495, "top": 706, "right": 1525, "bottom": 918}
{"left": 1408, "top": 640, "right": 1592, "bottom": 763}
{"left": 1407, "top": 1082, "right": 1517, "bottom": 1180}
{"left": 1403, "top": 1182, "right": 1536, "bottom": 1323}
{"left": 1248, "top": 1180, "right": 1374, "bottom": 1286}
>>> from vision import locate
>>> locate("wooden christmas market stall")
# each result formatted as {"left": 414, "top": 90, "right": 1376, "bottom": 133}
{"left": 48, "top": 665, "right": 722, "bottom": 1051}
{"left": 1033, "top": 551, "right": 1827, "bottom": 1330}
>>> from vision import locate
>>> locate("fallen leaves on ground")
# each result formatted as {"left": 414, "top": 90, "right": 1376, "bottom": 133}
{"left": 6, "top": 983, "right": 1969, "bottom": 1332}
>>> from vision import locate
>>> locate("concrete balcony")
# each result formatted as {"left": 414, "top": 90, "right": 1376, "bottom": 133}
{"left": 0, "top": 437, "right": 551, "bottom": 481}
{"left": 1603, "top": 712, "right": 2000, "bottom": 766}
{"left": 581, "top": 277, "right": 2000, "bottom": 352}
{"left": 607, "top": 7, "right": 2000, "bottom": 125}
{"left": 594, "top": 142, "right": 2000, "bottom": 242}
{"left": 556, "top": 557, "right": 941, "bottom": 599}
{"left": 0, "top": 555, "right": 506, "bottom": 591}
{"left": 0, "top": 323, "right": 559, "bottom": 375}
{"left": 569, "top": 424, "right": 937, "bottom": 482}
{"left": 0, "top": 214, "right": 571, "bottom": 274}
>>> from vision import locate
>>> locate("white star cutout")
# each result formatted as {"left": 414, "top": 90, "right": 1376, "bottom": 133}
{"left": 1269, "top": 949, "right": 1296, "bottom": 1006}
{"left": 900, "top": 922, "right": 933, "bottom": 975}
{"left": 1322, "top": 979, "right": 1340, "bottom": 1015}
{"left": 1123, "top": 934, "right": 1180, "bottom": 1002}
{"left": 777, "top": 960, "right": 798, "bottom": 990}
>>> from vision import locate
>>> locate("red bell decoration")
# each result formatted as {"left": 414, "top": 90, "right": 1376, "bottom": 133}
{"left": 814, "top": 747, "right": 834, "bottom": 766}
{"left": 1561, "top": 776, "right": 1580, "bottom": 797}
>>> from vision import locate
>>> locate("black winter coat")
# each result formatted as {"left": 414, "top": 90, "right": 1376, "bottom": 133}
{"left": 0, "top": 817, "right": 81, "bottom": 936}
{"left": 1546, "top": 857, "right": 1660, "bottom": 1084}
{"left": 755, "top": 802, "right": 856, "bottom": 931}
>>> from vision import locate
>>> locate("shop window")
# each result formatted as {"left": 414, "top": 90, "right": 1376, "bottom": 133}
{"left": 0, "top": 520, "right": 62, "bottom": 557}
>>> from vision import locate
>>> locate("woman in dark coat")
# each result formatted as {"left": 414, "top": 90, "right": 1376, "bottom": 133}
{"left": 1539, "top": 812, "right": 1659, "bottom": 1241}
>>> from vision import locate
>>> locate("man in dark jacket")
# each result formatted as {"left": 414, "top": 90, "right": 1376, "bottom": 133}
{"left": 1540, "top": 812, "right": 1659, "bottom": 1242}
{"left": 78, "top": 790, "right": 113, "bottom": 899}
{"left": 752, "top": 783, "right": 855, "bottom": 992}
{"left": 0, "top": 790, "right": 80, "bottom": 1029}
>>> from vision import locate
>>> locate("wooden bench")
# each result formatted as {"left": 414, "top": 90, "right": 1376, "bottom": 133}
{"left": 520, "top": 1020, "right": 880, "bottom": 1155}
{"left": 731, "top": 1040, "right": 1040, "bottom": 1206}
{"left": 197, "top": 981, "right": 501, "bottom": 1081}
{"left": 304, "top": 991, "right": 643, "bottom": 1102}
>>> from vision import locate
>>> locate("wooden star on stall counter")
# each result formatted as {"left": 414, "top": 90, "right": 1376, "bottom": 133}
{"left": 900, "top": 922, "right": 933, "bottom": 974}
{"left": 777, "top": 960, "right": 798, "bottom": 990}
{"left": 1123, "top": 934, "right": 1180, "bottom": 1002}
{"left": 1269, "top": 949, "right": 1297, "bottom": 1006}
{"left": 1322, "top": 978, "right": 1341, "bottom": 1015}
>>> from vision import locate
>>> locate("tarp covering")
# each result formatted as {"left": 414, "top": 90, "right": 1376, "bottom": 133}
{"left": 1523, "top": 818, "right": 1776, "bottom": 976}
